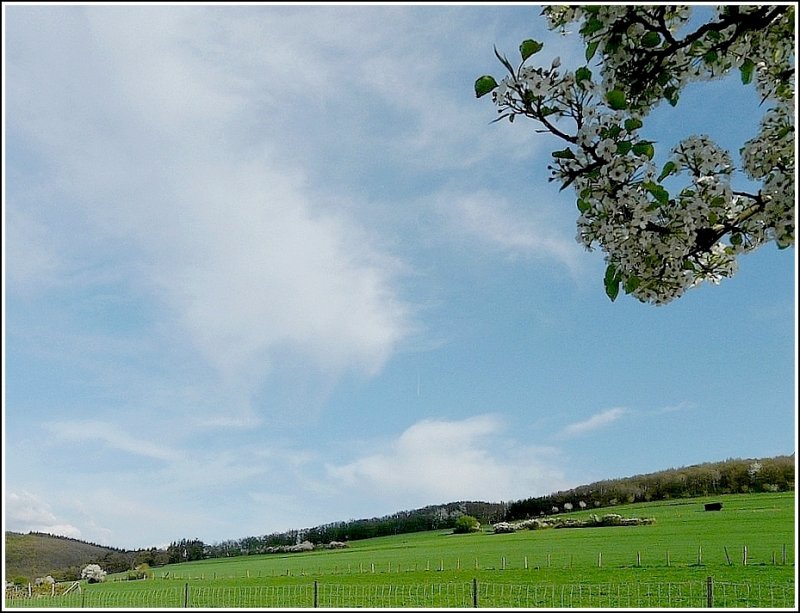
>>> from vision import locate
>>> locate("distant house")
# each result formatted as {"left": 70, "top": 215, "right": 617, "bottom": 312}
{"left": 704, "top": 502, "right": 723, "bottom": 511}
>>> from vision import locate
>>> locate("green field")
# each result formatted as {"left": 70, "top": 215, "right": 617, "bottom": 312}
{"left": 7, "top": 492, "right": 796, "bottom": 608}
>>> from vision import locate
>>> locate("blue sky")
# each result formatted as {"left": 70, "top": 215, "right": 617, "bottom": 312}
{"left": 3, "top": 3, "right": 796, "bottom": 551}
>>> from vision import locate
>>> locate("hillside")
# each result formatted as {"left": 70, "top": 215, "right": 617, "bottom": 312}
{"left": 4, "top": 532, "right": 133, "bottom": 584}
{"left": 5, "top": 454, "right": 794, "bottom": 582}
{"left": 503, "top": 454, "right": 795, "bottom": 521}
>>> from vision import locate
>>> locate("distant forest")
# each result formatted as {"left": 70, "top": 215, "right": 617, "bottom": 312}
{"left": 502, "top": 454, "right": 794, "bottom": 521}
{"left": 7, "top": 454, "right": 794, "bottom": 580}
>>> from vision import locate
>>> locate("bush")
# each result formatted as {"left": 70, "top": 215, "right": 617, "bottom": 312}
{"left": 453, "top": 515, "right": 481, "bottom": 534}
{"left": 81, "top": 564, "right": 106, "bottom": 584}
{"left": 127, "top": 563, "right": 152, "bottom": 580}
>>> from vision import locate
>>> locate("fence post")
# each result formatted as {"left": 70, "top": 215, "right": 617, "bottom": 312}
{"left": 313, "top": 581, "right": 318, "bottom": 608}
{"left": 184, "top": 582, "right": 189, "bottom": 608}
{"left": 81, "top": 587, "right": 85, "bottom": 608}
{"left": 706, "top": 576, "right": 713, "bottom": 608}
{"left": 472, "top": 578, "right": 478, "bottom": 608}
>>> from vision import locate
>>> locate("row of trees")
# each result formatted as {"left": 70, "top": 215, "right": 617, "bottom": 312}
{"left": 201, "top": 501, "right": 506, "bottom": 559}
{"left": 503, "top": 455, "right": 795, "bottom": 521}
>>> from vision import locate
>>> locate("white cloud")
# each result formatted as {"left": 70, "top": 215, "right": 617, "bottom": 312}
{"left": 439, "top": 191, "right": 586, "bottom": 277}
{"left": 5, "top": 491, "right": 82, "bottom": 539}
{"left": 6, "top": 6, "right": 413, "bottom": 393}
{"left": 43, "top": 421, "right": 182, "bottom": 462}
{"left": 558, "top": 407, "right": 629, "bottom": 439}
{"left": 3, "top": 209, "right": 64, "bottom": 295}
{"left": 327, "top": 415, "right": 570, "bottom": 508}
{"left": 654, "top": 401, "right": 695, "bottom": 414}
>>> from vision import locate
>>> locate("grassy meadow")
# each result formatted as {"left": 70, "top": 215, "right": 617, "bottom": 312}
{"left": 7, "top": 492, "right": 796, "bottom": 607}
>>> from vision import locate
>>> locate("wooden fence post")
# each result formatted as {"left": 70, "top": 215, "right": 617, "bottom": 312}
{"left": 472, "top": 578, "right": 478, "bottom": 608}
{"left": 742, "top": 545, "right": 748, "bottom": 566}
{"left": 724, "top": 546, "right": 732, "bottom": 565}
{"left": 183, "top": 582, "right": 189, "bottom": 608}
{"left": 313, "top": 581, "right": 318, "bottom": 608}
{"left": 706, "top": 576, "right": 713, "bottom": 608}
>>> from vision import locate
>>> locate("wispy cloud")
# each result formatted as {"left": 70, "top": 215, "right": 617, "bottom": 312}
{"left": 5, "top": 491, "right": 82, "bottom": 539}
{"left": 43, "top": 421, "right": 183, "bottom": 462}
{"left": 437, "top": 190, "right": 586, "bottom": 277}
{"left": 327, "top": 415, "right": 570, "bottom": 508}
{"left": 6, "top": 5, "right": 413, "bottom": 395}
{"left": 654, "top": 401, "right": 695, "bottom": 414}
{"left": 557, "top": 407, "right": 629, "bottom": 439}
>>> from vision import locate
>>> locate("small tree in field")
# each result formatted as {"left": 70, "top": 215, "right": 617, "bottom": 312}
{"left": 476, "top": 5, "right": 794, "bottom": 304}
{"left": 453, "top": 514, "right": 481, "bottom": 533}
{"left": 80, "top": 564, "right": 107, "bottom": 584}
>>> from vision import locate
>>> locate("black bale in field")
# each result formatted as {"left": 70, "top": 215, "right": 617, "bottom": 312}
{"left": 704, "top": 502, "right": 723, "bottom": 511}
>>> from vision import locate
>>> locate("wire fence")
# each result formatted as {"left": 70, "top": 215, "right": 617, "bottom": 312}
{"left": 5, "top": 578, "right": 796, "bottom": 608}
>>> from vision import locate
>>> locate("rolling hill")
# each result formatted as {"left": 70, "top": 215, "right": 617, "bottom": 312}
{"left": 4, "top": 454, "right": 793, "bottom": 583}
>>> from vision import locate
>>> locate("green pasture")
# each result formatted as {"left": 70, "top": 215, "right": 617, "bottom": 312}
{"left": 127, "top": 493, "right": 795, "bottom": 584}
{"left": 8, "top": 492, "right": 796, "bottom": 607}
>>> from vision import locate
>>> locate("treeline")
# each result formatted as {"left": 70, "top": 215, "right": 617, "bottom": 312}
{"left": 504, "top": 455, "right": 795, "bottom": 521}
{"left": 202, "top": 501, "right": 506, "bottom": 559}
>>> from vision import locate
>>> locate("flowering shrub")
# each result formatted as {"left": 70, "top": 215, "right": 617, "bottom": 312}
{"left": 80, "top": 564, "right": 106, "bottom": 584}
{"left": 476, "top": 5, "right": 794, "bottom": 304}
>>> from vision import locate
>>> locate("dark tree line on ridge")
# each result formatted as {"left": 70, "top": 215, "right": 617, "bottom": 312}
{"left": 503, "top": 455, "right": 795, "bottom": 521}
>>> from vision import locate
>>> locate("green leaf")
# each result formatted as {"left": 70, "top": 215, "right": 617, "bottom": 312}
{"left": 623, "top": 275, "right": 641, "bottom": 294}
{"left": 604, "top": 264, "right": 621, "bottom": 302}
{"left": 606, "top": 89, "right": 627, "bottom": 110}
{"left": 740, "top": 58, "right": 755, "bottom": 84}
{"left": 730, "top": 233, "right": 743, "bottom": 246}
{"left": 657, "top": 161, "right": 676, "bottom": 182}
{"left": 575, "top": 66, "right": 592, "bottom": 84}
{"left": 641, "top": 31, "right": 661, "bottom": 48}
{"left": 581, "top": 18, "right": 604, "bottom": 36}
{"left": 475, "top": 75, "right": 498, "bottom": 98}
{"left": 624, "top": 118, "right": 643, "bottom": 132}
{"left": 552, "top": 147, "right": 576, "bottom": 159}
{"left": 585, "top": 40, "right": 599, "bottom": 62}
{"left": 644, "top": 182, "right": 669, "bottom": 205}
{"left": 577, "top": 198, "right": 590, "bottom": 213}
{"left": 520, "top": 39, "right": 544, "bottom": 61}
{"left": 664, "top": 86, "right": 680, "bottom": 106}
{"left": 616, "top": 141, "right": 632, "bottom": 155}
{"left": 703, "top": 50, "right": 718, "bottom": 64}
{"left": 632, "top": 141, "right": 655, "bottom": 159}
